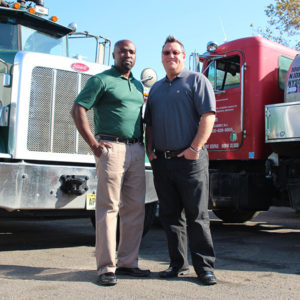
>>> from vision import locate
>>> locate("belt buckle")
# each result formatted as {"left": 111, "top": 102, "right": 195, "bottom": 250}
{"left": 164, "top": 150, "right": 172, "bottom": 159}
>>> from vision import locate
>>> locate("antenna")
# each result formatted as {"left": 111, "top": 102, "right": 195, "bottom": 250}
{"left": 219, "top": 17, "right": 228, "bottom": 42}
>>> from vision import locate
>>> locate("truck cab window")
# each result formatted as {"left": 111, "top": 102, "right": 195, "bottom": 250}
{"left": 207, "top": 55, "right": 240, "bottom": 91}
{"left": 21, "top": 26, "right": 66, "bottom": 56}
{"left": 278, "top": 56, "right": 293, "bottom": 90}
{"left": 0, "top": 23, "right": 18, "bottom": 50}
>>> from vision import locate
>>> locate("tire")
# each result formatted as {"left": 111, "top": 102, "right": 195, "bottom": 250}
{"left": 213, "top": 209, "right": 259, "bottom": 223}
{"left": 90, "top": 212, "right": 95, "bottom": 228}
{"left": 90, "top": 201, "right": 157, "bottom": 237}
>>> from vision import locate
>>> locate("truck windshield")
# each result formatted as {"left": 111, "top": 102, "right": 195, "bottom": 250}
{"left": 21, "top": 26, "right": 66, "bottom": 56}
{"left": 0, "top": 23, "right": 18, "bottom": 50}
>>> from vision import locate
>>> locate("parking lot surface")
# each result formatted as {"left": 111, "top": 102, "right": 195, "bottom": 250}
{"left": 0, "top": 207, "right": 300, "bottom": 299}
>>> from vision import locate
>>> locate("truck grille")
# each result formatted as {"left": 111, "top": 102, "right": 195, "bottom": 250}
{"left": 27, "top": 66, "right": 94, "bottom": 156}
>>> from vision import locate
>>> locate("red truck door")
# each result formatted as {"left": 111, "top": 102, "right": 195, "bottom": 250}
{"left": 203, "top": 51, "right": 245, "bottom": 159}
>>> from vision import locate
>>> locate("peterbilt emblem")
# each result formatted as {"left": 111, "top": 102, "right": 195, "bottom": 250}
{"left": 71, "top": 63, "right": 89, "bottom": 72}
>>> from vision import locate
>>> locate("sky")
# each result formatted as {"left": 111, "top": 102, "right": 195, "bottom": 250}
{"left": 48, "top": 0, "right": 271, "bottom": 80}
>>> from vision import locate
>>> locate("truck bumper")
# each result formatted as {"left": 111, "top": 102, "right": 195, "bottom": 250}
{"left": 0, "top": 161, "right": 157, "bottom": 211}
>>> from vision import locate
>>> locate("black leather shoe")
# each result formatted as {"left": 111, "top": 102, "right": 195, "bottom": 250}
{"left": 98, "top": 272, "right": 117, "bottom": 286}
{"left": 116, "top": 267, "right": 151, "bottom": 277}
{"left": 159, "top": 267, "right": 190, "bottom": 278}
{"left": 197, "top": 271, "right": 217, "bottom": 285}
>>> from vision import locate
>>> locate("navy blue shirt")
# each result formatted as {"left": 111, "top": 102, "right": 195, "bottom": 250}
{"left": 144, "top": 68, "right": 216, "bottom": 150}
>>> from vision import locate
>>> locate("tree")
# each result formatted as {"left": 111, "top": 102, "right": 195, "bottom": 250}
{"left": 251, "top": 0, "right": 300, "bottom": 49}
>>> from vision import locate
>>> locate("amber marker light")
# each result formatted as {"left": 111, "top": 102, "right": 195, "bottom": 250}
{"left": 13, "top": 2, "right": 21, "bottom": 9}
{"left": 143, "top": 92, "right": 149, "bottom": 102}
{"left": 28, "top": 7, "right": 35, "bottom": 14}
{"left": 50, "top": 16, "right": 58, "bottom": 22}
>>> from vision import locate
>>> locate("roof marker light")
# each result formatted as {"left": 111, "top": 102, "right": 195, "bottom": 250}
{"left": 28, "top": 7, "right": 35, "bottom": 14}
{"left": 50, "top": 16, "right": 58, "bottom": 22}
{"left": 13, "top": 2, "right": 21, "bottom": 9}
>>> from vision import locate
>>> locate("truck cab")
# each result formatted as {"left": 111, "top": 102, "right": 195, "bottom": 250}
{"left": 0, "top": 2, "right": 72, "bottom": 154}
{"left": 190, "top": 36, "right": 299, "bottom": 222}
{"left": 0, "top": 4, "right": 69, "bottom": 59}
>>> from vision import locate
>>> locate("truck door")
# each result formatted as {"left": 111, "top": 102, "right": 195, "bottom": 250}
{"left": 204, "top": 52, "right": 245, "bottom": 159}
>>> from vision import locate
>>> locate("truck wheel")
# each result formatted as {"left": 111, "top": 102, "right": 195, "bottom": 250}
{"left": 90, "top": 213, "right": 96, "bottom": 228}
{"left": 90, "top": 201, "right": 157, "bottom": 237}
{"left": 213, "top": 209, "right": 259, "bottom": 223}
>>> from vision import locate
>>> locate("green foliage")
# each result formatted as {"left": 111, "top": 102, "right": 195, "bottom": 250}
{"left": 251, "top": 0, "right": 300, "bottom": 49}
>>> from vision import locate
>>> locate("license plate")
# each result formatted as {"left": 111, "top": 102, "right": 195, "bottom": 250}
{"left": 86, "top": 194, "right": 96, "bottom": 210}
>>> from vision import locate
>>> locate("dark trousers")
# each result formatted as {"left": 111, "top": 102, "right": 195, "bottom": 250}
{"left": 151, "top": 148, "right": 215, "bottom": 274}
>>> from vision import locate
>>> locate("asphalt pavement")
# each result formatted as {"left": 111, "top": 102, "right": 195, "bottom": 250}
{"left": 0, "top": 207, "right": 300, "bottom": 300}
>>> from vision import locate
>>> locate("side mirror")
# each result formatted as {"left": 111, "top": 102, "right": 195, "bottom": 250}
{"left": 140, "top": 68, "right": 157, "bottom": 88}
{"left": 3, "top": 73, "right": 11, "bottom": 87}
{"left": 0, "top": 59, "right": 11, "bottom": 87}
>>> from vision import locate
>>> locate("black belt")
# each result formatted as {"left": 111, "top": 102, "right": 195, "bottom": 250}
{"left": 97, "top": 134, "right": 142, "bottom": 144}
{"left": 155, "top": 149, "right": 185, "bottom": 159}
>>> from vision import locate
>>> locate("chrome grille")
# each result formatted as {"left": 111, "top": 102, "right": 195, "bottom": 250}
{"left": 28, "top": 67, "right": 52, "bottom": 152}
{"left": 27, "top": 67, "right": 94, "bottom": 155}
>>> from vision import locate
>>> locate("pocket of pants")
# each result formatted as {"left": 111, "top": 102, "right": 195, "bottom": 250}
{"left": 99, "top": 145, "right": 110, "bottom": 160}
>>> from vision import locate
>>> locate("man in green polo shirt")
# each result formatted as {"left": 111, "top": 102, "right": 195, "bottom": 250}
{"left": 71, "top": 40, "right": 150, "bottom": 286}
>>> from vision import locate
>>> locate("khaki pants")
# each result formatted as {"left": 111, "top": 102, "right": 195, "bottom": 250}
{"left": 94, "top": 140, "right": 146, "bottom": 275}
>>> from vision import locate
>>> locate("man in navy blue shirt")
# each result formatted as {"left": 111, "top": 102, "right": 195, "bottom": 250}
{"left": 145, "top": 36, "right": 217, "bottom": 285}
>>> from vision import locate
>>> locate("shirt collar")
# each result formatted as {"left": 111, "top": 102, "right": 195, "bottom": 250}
{"left": 112, "top": 65, "right": 134, "bottom": 80}
{"left": 163, "top": 68, "right": 188, "bottom": 82}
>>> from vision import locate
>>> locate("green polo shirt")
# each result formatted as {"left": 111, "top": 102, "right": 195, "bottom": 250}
{"left": 75, "top": 66, "right": 144, "bottom": 138}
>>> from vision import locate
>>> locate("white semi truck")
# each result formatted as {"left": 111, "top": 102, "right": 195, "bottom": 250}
{"left": 0, "top": 0, "right": 157, "bottom": 233}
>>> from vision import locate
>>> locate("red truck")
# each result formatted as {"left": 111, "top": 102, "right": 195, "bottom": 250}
{"left": 190, "top": 36, "right": 300, "bottom": 222}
